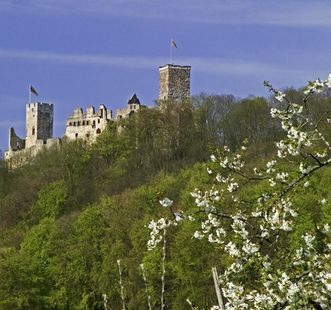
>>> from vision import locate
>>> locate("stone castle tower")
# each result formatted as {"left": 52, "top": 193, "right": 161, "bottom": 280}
{"left": 5, "top": 102, "right": 58, "bottom": 167}
{"left": 25, "top": 103, "right": 54, "bottom": 148}
{"left": 5, "top": 63, "right": 193, "bottom": 167}
{"left": 159, "top": 64, "right": 191, "bottom": 101}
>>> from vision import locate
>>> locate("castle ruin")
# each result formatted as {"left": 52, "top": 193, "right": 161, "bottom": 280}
{"left": 115, "top": 93, "right": 144, "bottom": 120}
{"left": 65, "top": 104, "right": 112, "bottom": 142}
{"left": 5, "top": 63, "right": 191, "bottom": 165}
{"left": 5, "top": 102, "right": 60, "bottom": 166}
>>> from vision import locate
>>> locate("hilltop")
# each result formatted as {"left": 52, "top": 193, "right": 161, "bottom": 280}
{"left": 0, "top": 86, "right": 330, "bottom": 309}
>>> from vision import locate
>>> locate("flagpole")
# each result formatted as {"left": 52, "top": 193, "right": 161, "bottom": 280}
{"left": 170, "top": 39, "right": 173, "bottom": 64}
{"left": 29, "top": 84, "right": 31, "bottom": 103}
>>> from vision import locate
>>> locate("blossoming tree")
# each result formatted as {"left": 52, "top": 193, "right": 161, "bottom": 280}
{"left": 147, "top": 76, "right": 331, "bottom": 309}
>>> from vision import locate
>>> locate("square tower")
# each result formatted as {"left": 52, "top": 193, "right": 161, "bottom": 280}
{"left": 25, "top": 102, "right": 53, "bottom": 148}
{"left": 159, "top": 64, "right": 191, "bottom": 101}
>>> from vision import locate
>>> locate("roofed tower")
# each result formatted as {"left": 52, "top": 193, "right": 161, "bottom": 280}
{"left": 128, "top": 93, "right": 141, "bottom": 105}
{"left": 115, "top": 93, "right": 144, "bottom": 119}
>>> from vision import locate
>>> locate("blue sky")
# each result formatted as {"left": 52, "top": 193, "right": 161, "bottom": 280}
{"left": 1, "top": 0, "right": 331, "bottom": 151}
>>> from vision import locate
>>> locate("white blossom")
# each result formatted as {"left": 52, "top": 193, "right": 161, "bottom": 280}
{"left": 275, "top": 91, "right": 286, "bottom": 102}
{"left": 325, "top": 73, "right": 331, "bottom": 88}
{"left": 193, "top": 231, "right": 204, "bottom": 240}
{"left": 227, "top": 182, "right": 239, "bottom": 192}
{"left": 159, "top": 197, "right": 173, "bottom": 208}
{"left": 225, "top": 242, "right": 240, "bottom": 257}
{"left": 242, "top": 240, "right": 259, "bottom": 254}
{"left": 210, "top": 154, "right": 217, "bottom": 162}
{"left": 322, "top": 223, "right": 330, "bottom": 233}
{"left": 146, "top": 74, "right": 331, "bottom": 309}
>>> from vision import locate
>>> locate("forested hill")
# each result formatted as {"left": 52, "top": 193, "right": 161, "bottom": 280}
{"left": 0, "top": 90, "right": 330, "bottom": 309}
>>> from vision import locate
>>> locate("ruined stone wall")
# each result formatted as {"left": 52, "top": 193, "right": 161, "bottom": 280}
{"left": 159, "top": 65, "right": 191, "bottom": 101}
{"left": 5, "top": 138, "right": 60, "bottom": 168}
{"left": 8, "top": 128, "right": 25, "bottom": 151}
{"left": 5, "top": 63, "right": 192, "bottom": 167}
{"left": 5, "top": 102, "right": 56, "bottom": 165}
{"left": 65, "top": 105, "right": 112, "bottom": 142}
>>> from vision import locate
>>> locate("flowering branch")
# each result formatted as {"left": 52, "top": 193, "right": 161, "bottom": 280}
{"left": 146, "top": 75, "right": 331, "bottom": 309}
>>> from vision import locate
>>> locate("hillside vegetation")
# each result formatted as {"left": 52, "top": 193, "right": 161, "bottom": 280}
{"left": 0, "top": 89, "right": 330, "bottom": 309}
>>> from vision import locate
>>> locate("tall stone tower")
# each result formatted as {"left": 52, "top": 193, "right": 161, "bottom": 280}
{"left": 25, "top": 102, "right": 53, "bottom": 148}
{"left": 159, "top": 64, "right": 191, "bottom": 101}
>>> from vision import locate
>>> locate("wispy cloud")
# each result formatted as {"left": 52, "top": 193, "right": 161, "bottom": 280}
{"left": 0, "top": 48, "right": 166, "bottom": 70}
{"left": 0, "top": 48, "right": 305, "bottom": 80}
{"left": 0, "top": 120, "right": 25, "bottom": 129}
{"left": 2, "top": 0, "right": 331, "bottom": 27}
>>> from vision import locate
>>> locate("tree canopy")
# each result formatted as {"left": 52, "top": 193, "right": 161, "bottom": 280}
{"left": 0, "top": 83, "right": 330, "bottom": 309}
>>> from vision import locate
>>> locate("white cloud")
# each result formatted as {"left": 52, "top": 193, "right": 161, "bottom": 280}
{"left": 2, "top": 0, "right": 331, "bottom": 27}
{"left": 0, "top": 48, "right": 165, "bottom": 70}
{"left": 0, "top": 48, "right": 303, "bottom": 79}
{"left": 0, "top": 120, "right": 25, "bottom": 129}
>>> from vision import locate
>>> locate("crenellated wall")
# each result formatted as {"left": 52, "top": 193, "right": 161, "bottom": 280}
{"left": 5, "top": 62, "right": 192, "bottom": 167}
{"left": 65, "top": 104, "right": 112, "bottom": 142}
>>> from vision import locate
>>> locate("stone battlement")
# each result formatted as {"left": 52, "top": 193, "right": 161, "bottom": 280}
{"left": 65, "top": 104, "right": 111, "bottom": 141}
{"left": 5, "top": 63, "right": 191, "bottom": 166}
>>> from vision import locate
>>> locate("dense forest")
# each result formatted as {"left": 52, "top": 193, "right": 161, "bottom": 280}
{"left": 0, "top": 87, "right": 330, "bottom": 309}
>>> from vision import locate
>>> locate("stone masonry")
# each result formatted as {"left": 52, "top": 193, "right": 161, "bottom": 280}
{"left": 5, "top": 62, "right": 192, "bottom": 166}
{"left": 115, "top": 93, "right": 145, "bottom": 120}
{"left": 5, "top": 102, "right": 60, "bottom": 167}
{"left": 65, "top": 105, "right": 112, "bottom": 142}
{"left": 159, "top": 64, "right": 191, "bottom": 101}
{"left": 25, "top": 102, "right": 53, "bottom": 148}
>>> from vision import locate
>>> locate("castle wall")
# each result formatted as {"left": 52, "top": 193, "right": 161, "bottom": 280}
{"left": 5, "top": 62, "right": 192, "bottom": 167}
{"left": 115, "top": 103, "right": 141, "bottom": 119}
{"left": 5, "top": 138, "right": 60, "bottom": 168}
{"left": 65, "top": 105, "right": 111, "bottom": 142}
{"left": 8, "top": 127, "right": 25, "bottom": 151}
{"left": 5, "top": 102, "right": 56, "bottom": 166}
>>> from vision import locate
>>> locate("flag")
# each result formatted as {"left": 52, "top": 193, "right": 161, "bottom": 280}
{"left": 30, "top": 85, "right": 39, "bottom": 96}
{"left": 171, "top": 40, "right": 178, "bottom": 48}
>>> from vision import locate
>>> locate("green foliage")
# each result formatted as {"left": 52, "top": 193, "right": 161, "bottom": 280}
{"left": 0, "top": 160, "right": 9, "bottom": 199}
{"left": 34, "top": 180, "right": 68, "bottom": 219}
{"left": 0, "top": 90, "right": 329, "bottom": 308}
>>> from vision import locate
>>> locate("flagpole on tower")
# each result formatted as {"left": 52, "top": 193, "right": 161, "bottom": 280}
{"left": 29, "top": 85, "right": 39, "bottom": 103}
{"left": 170, "top": 39, "right": 177, "bottom": 64}
{"left": 170, "top": 39, "right": 173, "bottom": 64}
